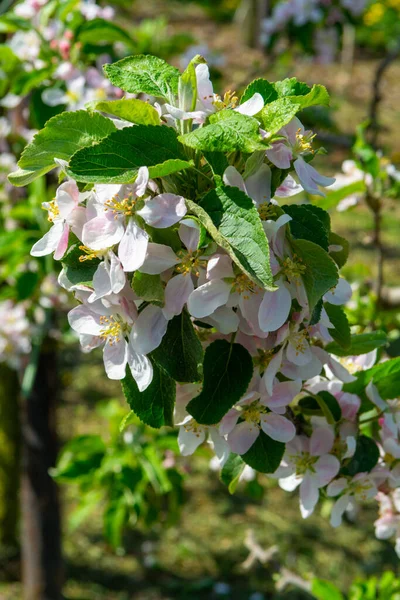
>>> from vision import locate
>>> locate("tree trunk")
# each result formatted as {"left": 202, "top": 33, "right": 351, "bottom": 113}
{"left": 0, "top": 364, "right": 20, "bottom": 554}
{"left": 21, "top": 336, "right": 64, "bottom": 600}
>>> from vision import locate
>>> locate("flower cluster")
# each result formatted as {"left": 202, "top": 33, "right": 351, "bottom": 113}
{"left": 261, "top": 0, "right": 368, "bottom": 62}
{"left": 3, "top": 0, "right": 123, "bottom": 114}
{"left": 10, "top": 53, "right": 400, "bottom": 554}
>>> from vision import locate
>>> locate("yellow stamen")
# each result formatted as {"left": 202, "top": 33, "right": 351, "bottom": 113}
{"left": 253, "top": 349, "right": 274, "bottom": 371}
{"left": 42, "top": 199, "right": 59, "bottom": 222}
{"left": 241, "top": 402, "right": 266, "bottom": 427}
{"left": 231, "top": 273, "right": 257, "bottom": 299}
{"left": 78, "top": 245, "right": 104, "bottom": 262}
{"left": 295, "top": 128, "right": 316, "bottom": 154}
{"left": 104, "top": 192, "right": 137, "bottom": 217}
{"left": 282, "top": 255, "right": 306, "bottom": 280}
{"left": 212, "top": 90, "right": 239, "bottom": 111}
{"left": 183, "top": 419, "right": 205, "bottom": 437}
{"left": 99, "top": 315, "right": 122, "bottom": 345}
{"left": 290, "top": 330, "right": 309, "bottom": 357}
{"left": 176, "top": 250, "right": 206, "bottom": 277}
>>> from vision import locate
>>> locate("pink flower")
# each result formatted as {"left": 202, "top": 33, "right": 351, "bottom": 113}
{"left": 275, "top": 426, "right": 340, "bottom": 518}
{"left": 266, "top": 117, "right": 335, "bottom": 196}
{"left": 220, "top": 388, "right": 296, "bottom": 455}
{"left": 327, "top": 473, "right": 378, "bottom": 527}
{"left": 31, "top": 180, "right": 86, "bottom": 260}
{"left": 68, "top": 292, "right": 158, "bottom": 389}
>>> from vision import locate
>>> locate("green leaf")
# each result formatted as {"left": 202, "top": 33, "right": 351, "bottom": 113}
{"left": 312, "top": 579, "right": 344, "bottom": 600}
{"left": 189, "top": 185, "right": 274, "bottom": 290}
{"left": 68, "top": 125, "right": 192, "bottom": 183}
{"left": 273, "top": 79, "right": 330, "bottom": 109}
{"left": 52, "top": 435, "right": 105, "bottom": 481}
{"left": 8, "top": 110, "right": 116, "bottom": 186}
{"left": 61, "top": 239, "right": 99, "bottom": 286}
{"left": 273, "top": 78, "right": 311, "bottom": 98}
{"left": 179, "top": 110, "right": 267, "bottom": 153}
{"left": 121, "top": 362, "right": 175, "bottom": 428}
{"left": 317, "top": 179, "right": 366, "bottom": 211}
{"left": 317, "top": 391, "right": 342, "bottom": 422}
{"left": 291, "top": 238, "right": 338, "bottom": 312}
{"left": 240, "top": 78, "right": 277, "bottom": 104}
{"left": 87, "top": 98, "right": 160, "bottom": 125}
{"left": 258, "top": 98, "right": 300, "bottom": 135}
{"left": 13, "top": 66, "right": 56, "bottom": 96}
{"left": 104, "top": 498, "right": 128, "bottom": 549}
{"left": 325, "top": 331, "right": 387, "bottom": 357}
{"left": 220, "top": 453, "right": 246, "bottom": 494}
{"left": 325, "top": 303, "right": 351, "bottom": 350}
{"left": 179, "top": 54, "right": 205, "bottom": 112}
{"left": 342, "top": 435, "right": 380, "bottom": 477}
{"left": 77, "top": 18, "right": 134, "bottom": 47}
{"left": 204, "top": 151, "right": 229, "bottom": 177}
{"left": 344, "top": 357, "right": 400, "bottom": 400}
{"left": 0, "top": 13, "right": 30, "bottom": 33}
{"left": 119, "top": 410, "right": 136, "bottom": 433}
{"left": 304, "top": 203, "right": 331, "bottom": 231}
{"left": 104, "top": 54, "right": 180, "bottom": 100}
{"left": 241, "top": 431, "right": 285, "bottom": 474}
{"left": 16, "top": 271, "right": 39, "bottom": 301}
{"left": 152, "top": 311, "right": 203, "bottom": 383}
{"left": 187, "top": 340, "right": 253, "bottom": 425}
{"left": 329, "top": 232, "right": 349, "bottom": 269}
{"left": 283, "top": 204, "right": 329, "bottom": 250}
{"left": 243, "top": 150, "right": 267, "bottom": 179}
{"left": 132, "top": 272, "right": 164, "bottom": 303}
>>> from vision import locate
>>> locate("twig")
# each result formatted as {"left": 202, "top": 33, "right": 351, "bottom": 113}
{"left": 368, "top": 41, "right": 400, "bottom": 149}
{"left": 241, "top": 529, "right": 278, "bottom": 570}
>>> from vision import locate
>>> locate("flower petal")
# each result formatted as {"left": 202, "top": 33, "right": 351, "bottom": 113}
{"left": 266, "top": 142, "right": 292, "bottom": 169}
{"left": 260, "top": 413, "right": 296, "bottom": 442}
{"left": 82, "top": 216, "right": 124, "bottom": 250}
{"left": 54, "top": 221, "right": 70, "bottom": 260}
{"left": 31, "top": 221, "right": 65, "bottom": 257}
{"left": 299, "top": 473, "right": 319, "bottom": 518}
{"left": 163, "top": 273, "right": 194, "bottom": 320}
{"left": 109, "top": 251, "right": 125, "bottom": 293}
{"left": 314, "top": 454, "right": 340, "bottom": 486}
{"left": 139, "top": 243, "right": 179, "bottom": 274}
{"left": 103, "top": 338, "right": 128, "bottom": 380}
{"left": 128, "top": 348, "right": 153, "bottom": 391}
{"left": 187, "top": 279, "right": 231, "bottom": 319}
{"left": 262, "top": 346, "right": 284, "bottom": 395}
{"left": 227, "top": 421, "right": 259, "bottom": 455}
{"left": 178, "top": 220, "right": 200, "bottom": 252}
{"left": 323, "top": 278, "right": 352, "bottom": 305}
{"left": 235, "top": 93, "right": 264, "bottom": 116}
{"left": 118, "top": 219, "right": 149, "bottom": 272}
{"left": 68, "top": 305, "right": 103, "bottom": 336}
{"left": 137, "top": 193, "right": 186, "bottom": 228}
{"left": 178, "top": 423, "right": 206, "bottom": 455}
{"left": 88, "top": 263, "right": 112, "bottom": 303}
{"left": 310, "top": 426, "right": 334, "bottom": 456}
{"left": 258, "top": 284, "right": 291, "bottom": 333}
{"left": 223, "top": 166, "right": 246, "bottom": 193}
{"left": 129, "top": 305, "right": 168, "bottom": 355}
{"left": 245, "top": 163, "right": 271, "bottom": 206}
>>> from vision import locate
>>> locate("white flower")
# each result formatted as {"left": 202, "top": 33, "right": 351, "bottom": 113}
{"left": 31, "top": 180, "right": 87, "bottom": 260}
{"left": 275, "top": 426, "right": 340, "bottom": 518}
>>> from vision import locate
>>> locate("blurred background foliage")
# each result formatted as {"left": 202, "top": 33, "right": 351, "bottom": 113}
{"left": 1, "top": 0, "right": 400, "bottom": 598}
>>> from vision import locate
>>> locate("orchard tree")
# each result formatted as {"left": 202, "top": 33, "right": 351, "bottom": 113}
{"left": 9, "top": 53, "right": 400, "bottom": 558}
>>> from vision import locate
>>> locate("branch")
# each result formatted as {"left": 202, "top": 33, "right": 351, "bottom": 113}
{"left": 368, "top": 41, "right": 400, "bottom": 148}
